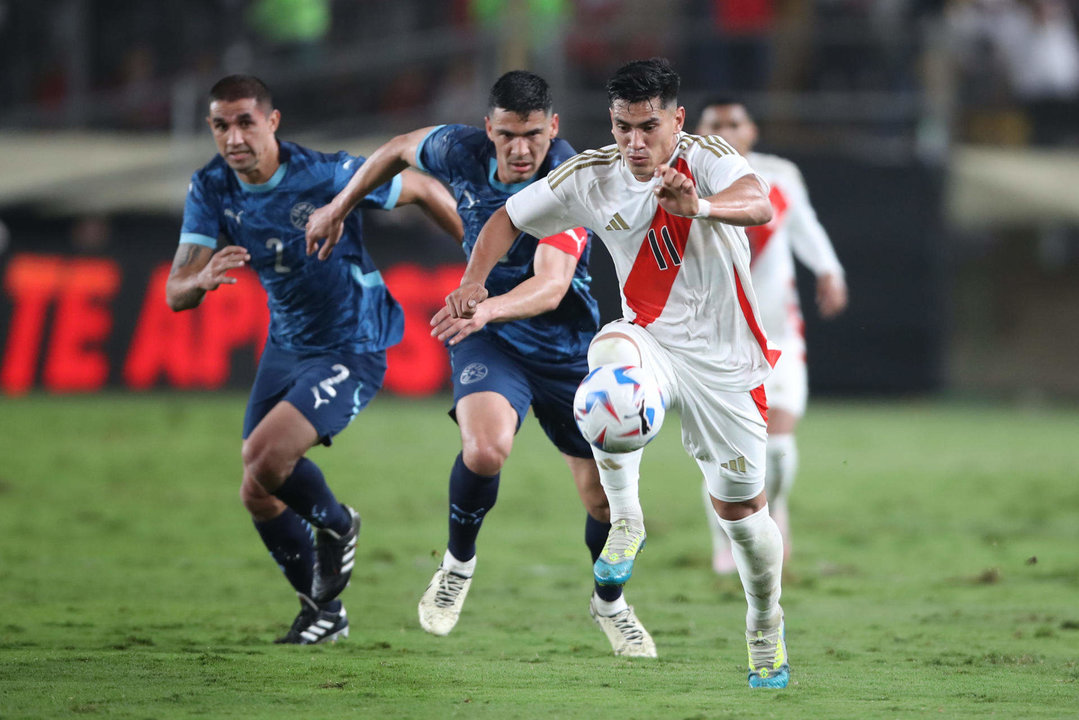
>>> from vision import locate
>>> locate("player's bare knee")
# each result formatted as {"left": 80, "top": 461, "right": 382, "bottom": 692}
{"left": 241, "top": 438, "right": 294, "bottom": 491}
{"left": 461, "top": 441, "right": 509, "bottom": 477}
{"left": 587, "top": 332, "right": 641, "bottom": 369}
{"left": 714, "top": 492, "right": 767, "bottom": 522}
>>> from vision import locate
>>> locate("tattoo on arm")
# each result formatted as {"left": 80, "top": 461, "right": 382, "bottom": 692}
{"left": 170, "top": 244, "right": 208, "bottom": 274}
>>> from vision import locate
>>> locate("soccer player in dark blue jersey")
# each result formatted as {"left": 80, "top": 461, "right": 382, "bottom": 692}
{"left": 165, "top": 75, "right": 462, "bottom": 645}
{"left": 305, "top": 71, "right": 656, "bottom": 657}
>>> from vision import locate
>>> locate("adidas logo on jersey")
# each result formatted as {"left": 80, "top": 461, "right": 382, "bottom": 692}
{"left": 720, "top": 456, "right": 747, "bottom": 473}
{"left": 605, "top": 213, "right": 630, "bottom": 232}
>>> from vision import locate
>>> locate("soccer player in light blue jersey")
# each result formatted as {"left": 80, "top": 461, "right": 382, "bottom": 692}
{"left": 165, "top": 75, "right": 461, "bottom": 645}
{"left": 306, "top": 71, "right": 657, "bottom": 657}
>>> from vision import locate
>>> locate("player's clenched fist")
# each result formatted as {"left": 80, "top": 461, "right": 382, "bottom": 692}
{"left": 653, "top": 163, "right": 702, "bottom": 218}
{"left": 304, "top": 202, "right": 345, "bottom": 260}
{"left": 444, "top": 281, "right": 488, "bottom": 319}
{"left": 198, "top": 245, "right": 250, "bottom": 290}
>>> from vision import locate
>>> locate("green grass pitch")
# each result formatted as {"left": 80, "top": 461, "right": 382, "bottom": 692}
{"left": 1, "top": 394, "right": 1077, "bottom": 718}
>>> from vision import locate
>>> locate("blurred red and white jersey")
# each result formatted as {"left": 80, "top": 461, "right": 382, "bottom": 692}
{"left": 507, "top": 133, "right": 779, "bottom": 392}
{"left": 744, "top": 152, "right": 844, "bottom": 358}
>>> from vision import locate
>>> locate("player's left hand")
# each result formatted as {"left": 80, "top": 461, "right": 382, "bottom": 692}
{"left": 305, "top": 203, "right": 345, "bottom": 261}
{"left": 430, "top": 303, "right": 489, "bottom": 345}
{"left": 445, "top": 281, "right": 488, "bottom": 319}
{"left": 653, "top": 164, "right": 701, "bottom": 217}
{"left": 816, "top": 273, "right": 848, "bottom": 318}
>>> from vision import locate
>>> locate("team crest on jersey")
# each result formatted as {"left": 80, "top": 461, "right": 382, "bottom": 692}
{"left": 290, "top": 202, "right": 316, "bottom": 230}
{"left": 459, "top": 363, "right": 488, "bottom": 385}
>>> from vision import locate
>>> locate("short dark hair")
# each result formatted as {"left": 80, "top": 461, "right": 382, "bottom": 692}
{"left": 606, "top": 58, "right": 680, "bottom": 108}
{"left": 700, "top": 96, "right": 744, "bottom": 112}
{"left": 697, "top": 97, "right": 753, "bottom": 121}
{"left": 487, "top": 70, "right": 553, "bottom": 117}
{"left": 209, "top": 74, "right": 273, "bottom": 113}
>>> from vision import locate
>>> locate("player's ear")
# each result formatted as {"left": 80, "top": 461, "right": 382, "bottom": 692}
{"left": 674, "top": 106, "right": 685, "bottom": 133}
{"left": 267, "top": 109, "right": 281, "bottom": 133}
{"left": 549, "top": 112, "right": 559, "bottom": 138}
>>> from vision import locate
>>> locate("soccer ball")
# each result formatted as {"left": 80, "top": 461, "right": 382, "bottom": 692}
{"left": 573, "top": 364, "right": 666, "bottom": 453}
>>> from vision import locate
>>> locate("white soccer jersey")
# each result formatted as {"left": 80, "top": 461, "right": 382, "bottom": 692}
{"left": 506, "top": 133, "right": 779, "bottom": 392}
{"left": 744, "top": 152, "right": 843, "bottom": 355}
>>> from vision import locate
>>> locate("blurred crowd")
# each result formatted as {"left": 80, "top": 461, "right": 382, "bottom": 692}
{"left": 1, "top": 0, "right": 1077, "bottom": 148}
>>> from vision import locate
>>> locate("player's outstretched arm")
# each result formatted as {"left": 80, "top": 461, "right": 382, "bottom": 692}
{"left": 431, "top": 234, "right": 581, "bottom": 345}
{"left": 305, "top": 126, "right": 439, "bottom": 260}
{"left": 444, "top": 206, "right": 521, "bottom": 318}
{"left": 655, "top": 166, "right": 772, "bottom": 227}
{"left": 395, "top": 168, "right": 464, "bottom": 243}
{"left": 165, "top": 243, "right": 250, "bottom": 311}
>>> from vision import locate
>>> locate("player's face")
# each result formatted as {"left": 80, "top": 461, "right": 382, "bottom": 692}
{"left": 696, "top": 104, "right": 757, "bottom": 156}
{"left": 610, "top": 99, "right": 685, "bottom": 182}
{"left": 485, "top": 108, "right": 559, "bottom": 184}
{"left": 207, "top": 98, "right": 281, "bottom": 181}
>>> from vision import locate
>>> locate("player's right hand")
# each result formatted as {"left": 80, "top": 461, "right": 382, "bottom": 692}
{"left": 305, "top": 203, "right": 345, "bottom": 261}
{"left": 445, "top": 281, "right": 488, "bottom": 319}
{"left": 196, "top": 245, "right": 250, "bottom": 291}
{"left": 430, "top": 303, "right": 489, "bottom": 345}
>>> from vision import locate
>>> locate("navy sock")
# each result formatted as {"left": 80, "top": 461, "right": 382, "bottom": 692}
{"left": 447, "top": 453, "right": 500, "bottom": 562}
{"left": 272, "top": 457, "right": 350, "bottom": 534}
{"left": 253, "top": 508, "right": 315, "bottom": 596}
{"left": 586, "top": 514, "right": 622, "bottom": 602}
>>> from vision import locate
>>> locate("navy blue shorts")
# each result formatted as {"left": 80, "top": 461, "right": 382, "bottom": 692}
{"left": 448, "top": 333, "right": 593, "bottom": 459}
{"left": 243, "top": 342, "right": 387, "bottom": 446}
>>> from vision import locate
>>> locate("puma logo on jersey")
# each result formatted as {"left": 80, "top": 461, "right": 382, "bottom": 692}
{"left": 720, "top": 456, "right": 747, "bottom": 473}
{"left": 604, "top": 213, "right": 630, "bottom": 232}
{"left": 224, "top": 208, "right": 244, "bottom": 226}
{"left": 564, "top": 228, "right": 587, "bottom": 254}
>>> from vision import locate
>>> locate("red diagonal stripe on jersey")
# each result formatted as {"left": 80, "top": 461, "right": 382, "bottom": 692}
{"left": 734, "top": 264, "right": 781, "bottom": 368}
{"left": 746, "top": 185, "right": 788, "bottom": 266}
{"left": 623, "top": 158, "right": 694, "bottom": 328}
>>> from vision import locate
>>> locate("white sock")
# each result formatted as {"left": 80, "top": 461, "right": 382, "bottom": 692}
{"left": 701, "top": 478, "right": 730, "bottom": 555}
{"left": 592, "top": 446, "right": 644, "bottom": 526}
{"left": 586, "top": 333, "right": 647, "bottom": 527}
{"left": 442, "top": 549, "right": 476, "bottom": 577}
{"left": 591, "top": 592, "right": 629, "bottom": 616}
{"left": 765, "top": 433, "right": 798, "bottom": 506}
{"left": 717, "top": 505, "right": 783, "bottom": 630}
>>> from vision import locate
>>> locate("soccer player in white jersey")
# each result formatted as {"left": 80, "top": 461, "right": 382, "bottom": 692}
{"left": 696, "top": 99, "right": 848, "bottom": 573}
{"left": 436, "top": 58, "right": 791, "bottom": 688}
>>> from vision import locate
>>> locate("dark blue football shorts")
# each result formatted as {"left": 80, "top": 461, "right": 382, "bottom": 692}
{"left": 448, "top": 332, "right": 593, "bottom": 459}
{"left": 243, "top": 341, "right": 387, "bottom": 446}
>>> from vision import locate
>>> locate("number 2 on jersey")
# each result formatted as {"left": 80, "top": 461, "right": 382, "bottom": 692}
{"left": 265, "top": 238, "right": 291, "bottom": 274}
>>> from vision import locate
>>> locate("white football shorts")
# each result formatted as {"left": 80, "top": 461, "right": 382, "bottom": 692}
{"left": 593, "top": 320, "right": 769, "bottom": 503}
{"left": 763, "top": 344, "right": 807, "bottom": 418}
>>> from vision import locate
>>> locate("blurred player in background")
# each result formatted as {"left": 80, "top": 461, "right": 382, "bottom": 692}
{"left": 440, "top": 58, "right": 792, "bottom": 688}
{"left": 305, "top": 71, "right": 657, "bottom": 657}
{"left": 166, "top": 74, "right": 461, "bottom": 645}
{"left": 696, "top": 99, "right": 848, "bottom": 573}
